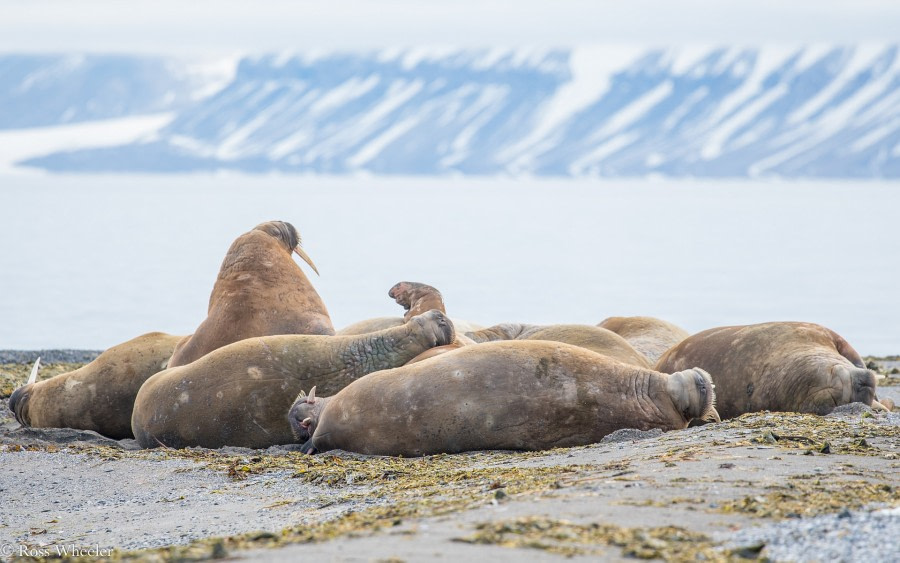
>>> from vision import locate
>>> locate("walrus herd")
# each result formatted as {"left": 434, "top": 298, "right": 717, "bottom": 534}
{"left": 8, "top": 220, "right": 891, "bottom": 457}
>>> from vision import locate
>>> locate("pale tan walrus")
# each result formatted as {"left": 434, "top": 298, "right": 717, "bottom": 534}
{"left": 655, "top": 322, "right": 880, "bottom": 418}
{"left": 132, "top": 311, "right": 454, "bottom": 449}
{"left": 167, "top": 220, "right": 333, "bottom": 368}
{"left": 289, "top": 340, "right": 718, "bottom": 456}
{"left": 597, "top": 316, "right": 690, "bottom": 365}
{"left": 466, "top": 323, "right": 651, "bottom": 368}
{"left": 8, "top": 332, "right": 183, "bottom": 439}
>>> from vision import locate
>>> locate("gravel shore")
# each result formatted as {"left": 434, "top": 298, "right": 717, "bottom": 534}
{"left": 1, "top": 353, "right": 899, "bottom": 561}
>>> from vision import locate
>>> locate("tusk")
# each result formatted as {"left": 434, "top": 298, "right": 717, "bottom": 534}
{"left": 27, "top": 357, "right": 41, "bottom": 385}
{"left": 703, "top": 406, "right": 722, "bottom": 423}
{"left": 301, "top": 417, "right": 312, "bottom": 428}
{"left": 307, "top": 386, "right": 316, "bottom": 403}
{"left": 293, "top": 245, "right": 320, "bottom": 276}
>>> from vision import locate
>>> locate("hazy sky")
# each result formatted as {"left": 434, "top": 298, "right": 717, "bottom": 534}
{"left": 0, "top": 0, "right": 898, "bottom": 54}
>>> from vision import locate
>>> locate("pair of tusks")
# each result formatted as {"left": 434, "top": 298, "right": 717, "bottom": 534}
{"left": 293, "top": 245, "right": 320, "bottom": 276}
{"left": 27, "top": 357, "right": 41, "bottom": 385}
{"left": 296, "top": 385, "right": 318, "bottom": 429}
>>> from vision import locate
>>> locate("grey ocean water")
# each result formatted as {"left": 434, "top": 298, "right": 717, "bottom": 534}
{"left": 1, "top": 174, "right": 897, "bottom": 354}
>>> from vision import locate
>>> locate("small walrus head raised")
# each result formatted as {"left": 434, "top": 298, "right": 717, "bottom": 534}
{"left": 388, "top": 281, "right": 446, "bottom": 321}
{"left": 288, "top": 386, "right": 328, "bottom": 446}
{"left": 666, "top": 367, "right": 720, "bottom": 424}
{"left": 253, "top": 220, "right": 320, "bottom": 276}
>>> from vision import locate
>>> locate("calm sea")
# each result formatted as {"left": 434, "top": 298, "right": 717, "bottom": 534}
{"left": 1, "top": 174, "right": 897, "bottom": 354}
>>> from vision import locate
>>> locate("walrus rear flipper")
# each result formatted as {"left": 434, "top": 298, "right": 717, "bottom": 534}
{"left": 828, "top": 330, "right": 866, "bottom": 369}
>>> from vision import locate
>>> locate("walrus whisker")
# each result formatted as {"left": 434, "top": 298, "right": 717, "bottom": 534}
{"left": 27, "top": 357, "right": 41, "bottom": 385}
{"left": 293, "top": 245, "right": 320, "bottom": 276}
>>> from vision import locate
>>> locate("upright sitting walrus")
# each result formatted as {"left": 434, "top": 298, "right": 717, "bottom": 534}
{"left": 132, "top": 311, "right": 454, "bottom": 449}
{"left": 597, "top": 316, "right": 690, "bottom": 365}
{"left": 167, "top": 221, "right": 333, "bottom": 368}
{"left": 655, "top": 322, "right": 878, "bottom": 418}
{"left": 9, "top": 332, "right": 183, "bottom": 439}
{"left": 290, "top": 341, "right": 718, "bottom": 457}
{"left": 466, "top": 323, "right": 650, "bottom": 368}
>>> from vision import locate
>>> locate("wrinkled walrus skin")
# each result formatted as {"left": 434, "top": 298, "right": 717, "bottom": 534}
{"left": 131, "top": 311, "right": 454, "bottom": 450}
{"left": 655, "top": 322, "right": 877, "bottom": 418}
{"left": 8, "top": 332, "right": 183, "bottom": 439}
{"left": 466, "top": 323, "right": 651, "bottom": 368}
{"left": 597, "top": 316, "right": 690, "bottom": 365}
{"left": 167, "top": 221, "right": 334, "bottom": 368}
{"left": 294, "top": 340, "right": 717, "bottom": 457}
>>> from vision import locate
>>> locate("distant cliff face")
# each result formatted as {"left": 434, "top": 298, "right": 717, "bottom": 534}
{"left": 7, "top": 46, "right": 900, "bottom": 177}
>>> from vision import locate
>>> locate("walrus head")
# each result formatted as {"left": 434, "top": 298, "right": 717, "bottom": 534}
{"left": 253, "top": 220, "right": 320, "bottom": 275}
{"left": 800, "top": 364, "right": 877, "bottom": 414}
{"left": 389, "top": 281, "right": 445, "bottom": 321}
{"left": 8, "top": 358, "right": 41, "bottom": 427}
{"left": 666, "top": 367, "right": 720, "bottom": 424}
{"left": 287, "top": 386, "right": 328, "bottom": 444}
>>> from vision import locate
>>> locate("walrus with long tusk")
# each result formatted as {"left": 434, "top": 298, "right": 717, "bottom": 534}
{"left": 131, "top": 310, "right": 454, "bottom": 449}
{"left": 597, "top": 316, "right": 690, "bottom": 365}
{"left": 167, "top": 220, "right": 334, "bottom": 367}
{"left": 8, "top": 332, "right": 183, "bottom": 439}
{"left": 466, "top": 323, "right": 651, "bottom": 368}
{"left": 655, "top": 321, "right": 881, "bottom": 418}
{"left": 289, "top": 340, "right": 719, "bottom": 456}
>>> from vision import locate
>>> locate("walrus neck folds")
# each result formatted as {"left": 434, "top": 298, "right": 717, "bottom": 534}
{"left": 666, "top": 368, "right": 718, "bottom": 423}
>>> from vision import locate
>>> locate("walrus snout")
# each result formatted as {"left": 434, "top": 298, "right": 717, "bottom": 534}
{"left": 666, "top": 368, "right": 718, "bottom": 424}
{"left": 389, "top": 282, "right": 413, "bottom": 309}
{"left": 288, "top": 387, "right": 324, "bottom": 442}
{"left": 8, "top": 385, "right": 31, "bottom": 427}
{"left": 410, "top": 309, "right": 455, "bottom": 347}
{"left": 844, "top": 365, "right": 877, "bottom": 405}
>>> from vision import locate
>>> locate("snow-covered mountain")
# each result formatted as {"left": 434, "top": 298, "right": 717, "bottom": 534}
{"left": 8, "top": 46, "right": 900, "bottom": 177}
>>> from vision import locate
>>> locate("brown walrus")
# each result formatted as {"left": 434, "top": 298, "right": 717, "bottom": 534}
{"left": 167, "top": 221, "right": 333, "bottom": 368}
{"left": 289, "top": 340, "right": 718, "bottom": 456}
{"left": 131, "top": 310, "right": 454, "bottom": 449}
{"left": 597, "top": 316, "right": 690, "bottom": 365}
{"left": 8, "top": 332, "right": 183, "bottom": 439}
{"left": 465, "top": 323, "right": 650, "bottom": 368}
{"left": 655, "top": 322, "right": 878, "bottom": 418}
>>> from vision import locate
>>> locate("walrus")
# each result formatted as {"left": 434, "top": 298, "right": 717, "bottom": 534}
{"left": 465, "top": 323, "right": 650, "bottom": 368}
{"left": 167, "top": 220, "right": 333, "bottom": 368}
{"left": 337, "top": 281, "right": 482, "bottom": 336}
{"left": 289, "top": 340, "right": 718, "bottom": 457}
{"left": 8, "top": 332, "right": 183, "bottom": 439}
{"left": 131, "top": 310, "right": 454, "bottom": 449}
{"left": 655, "top": 322, "right": 879, "bottom": 418}
{"left": 597, "top": 316, "right": 690, "bottom": 365}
